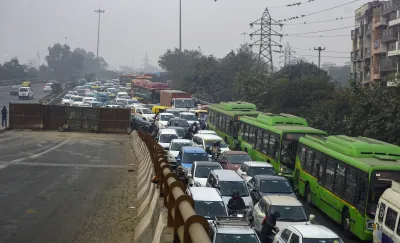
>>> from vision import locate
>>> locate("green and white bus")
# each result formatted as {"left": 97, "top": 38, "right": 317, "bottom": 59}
{"left": 296, "top": 135, "right": 400, "bottom": 241}
{"left": 207, "top": 101, "right": 260, "bottom": 147}
{"left": 238, "top": 113, "right": 327, "bottom": 179}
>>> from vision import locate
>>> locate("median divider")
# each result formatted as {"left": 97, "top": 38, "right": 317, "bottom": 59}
{"left": 132, "top": 130, "right": 211, "bottom": 243}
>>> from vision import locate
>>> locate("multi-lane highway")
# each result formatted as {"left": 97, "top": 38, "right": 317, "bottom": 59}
{"left": 0, "top": 131, "right": 137, "bottom": 243}
{"left": 0, "top": 83, "right": 48, "bottom": 107}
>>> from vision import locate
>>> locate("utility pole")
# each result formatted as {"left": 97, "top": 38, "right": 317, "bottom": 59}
{"left": 241, "top": 32, "right": 248, "bottom": 45}
{"left": 65, "top": 37, "right": 67, "bottom": 45}
{"left": 94, "top": 8, "right": 105, "bottom": 59}
{"left": 314, "top": 47, "right": 326, "bottom": 68}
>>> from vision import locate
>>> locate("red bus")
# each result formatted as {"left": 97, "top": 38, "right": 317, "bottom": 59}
{"left": 132, "top": 80, "right": 171, "bottom": 104}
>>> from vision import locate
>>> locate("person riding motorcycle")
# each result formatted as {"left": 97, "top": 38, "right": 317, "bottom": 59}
{"left": 189, "top": 121, "right": 200, "bottom": 138}
{"left": 260, "top": 211, "right": 281, "bottom": 243}
{"left": 227, "top": 190, "right": 246, "bottom": 215}
{"left": 199, "top": 119, "right": 206, "bottom": 130}
{"left": 149, "top": 122, "right": 158, "bottom": 138}
{"left": 176, "top": 166, "right": 189, "bottom": 186}
{"left": 211, "top": 141, "right": 221, "bottom": 158}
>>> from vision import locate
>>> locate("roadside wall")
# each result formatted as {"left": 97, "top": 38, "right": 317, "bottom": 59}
{"left": 131, "top": 131, "right": 173, "bottom": 243}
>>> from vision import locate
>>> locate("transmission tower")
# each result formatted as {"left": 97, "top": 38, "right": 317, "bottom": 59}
{"left": 249, "top": 7, "right": 283, "bottom": 73}
{"left": 141, "top": 52, "right": 150, "bottom": 72}
{"left": 283, "top": 43, "right": 296, "bottom": 66}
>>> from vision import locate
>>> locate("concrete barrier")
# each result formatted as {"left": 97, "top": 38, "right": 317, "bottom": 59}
{"left": 131, "top": 131, "right": 171, "bottom": 243}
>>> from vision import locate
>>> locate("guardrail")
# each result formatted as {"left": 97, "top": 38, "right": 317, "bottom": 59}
{"left": 35, "top": 90, "right": 69, "bottom": 105}
{"left": 137, "top": 130, "right": 211, "bottom": 243}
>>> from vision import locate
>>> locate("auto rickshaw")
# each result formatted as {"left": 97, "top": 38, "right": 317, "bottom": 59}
{"left": 21, "top": 81, "right": 31, "bottom": 87}
{"left": 191, "top": 109, "right": 208, "bottom": 120}
{"left": 152, "top": 105, "right": 171, "bottom": 114}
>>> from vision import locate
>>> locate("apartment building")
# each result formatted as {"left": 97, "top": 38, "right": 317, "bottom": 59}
{"left": 351, "top": 0, "right": 400, "bottom": 86}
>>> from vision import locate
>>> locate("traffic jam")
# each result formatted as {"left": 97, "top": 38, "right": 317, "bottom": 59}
{"left": 62, "top": 74, "right": 400, "bottom": 243}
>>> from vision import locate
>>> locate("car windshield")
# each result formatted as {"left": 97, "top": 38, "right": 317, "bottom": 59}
{"left": 170, "top": 142, "right": 192, "bottom": 151}
{"left": 19, "top": 88, "right": 28, "bottom": 92}
{"left": 183, "top": 153, "right": 209, "bottom": 163}
{"left": 64, "top": 95, "right": 72, "bottom": 99}
{"left": 174, "top": 99, "right": 194, "bottom": 108}
{"left": 204, "top": 140, "right": 228, "bottom": 148}
{"left": 248, "top": 167, "right": 276, "bottom": 177}
{"left": 227, "top": 154, "right": 252, "bottom": 164}
{"left": 215, "top": 234, "right": 259, "bottom": 243}
{"left": 160, "top": 114, "right": 175, "bottom": 121}
{"left": 259, "top": 179, "right": 293, "bottom": 194}
{"left": 303, "top": 239, "right": 343, "bottom": 243}
{"left": 73, "top": 97, "right": 84, "bottom": 102}
{"left": 141, "top": 109, "right": 153, "bottom": 114}
{"left": 271, "top": 205, "right": 308, "bottom": 222}
{"left": 180, "top": 114, "right": 197, "bottom": 121}
{"left": 194, "top": 201, "right": 227, "bottom": 219}
{"left": 167, "top": 110, "right": 180, "bottom": 117}
{"left": 195, "top": 166, "right": 222, "bottom": 178}
{"left": 172, "top": 128, "right": 185, "bottom": 137}
{"left": 159, "top": 134, "right": 178, "bottom": 143}
{"left": 219, "top": 181, "right": 248, "bottom": 197}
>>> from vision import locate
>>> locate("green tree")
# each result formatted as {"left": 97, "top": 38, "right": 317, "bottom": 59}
{"left": 46, "top": 43, "right": 84, "bottom": 79}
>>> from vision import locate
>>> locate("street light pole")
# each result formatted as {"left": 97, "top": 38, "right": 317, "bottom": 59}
{"left": 179, "top": 0, "right": 182, "bottom": 57}
{"left": 94, "top": 8, "right": 105, "bottom": 59}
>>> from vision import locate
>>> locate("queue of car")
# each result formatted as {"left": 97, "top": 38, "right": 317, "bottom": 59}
{"left": 151, "top": 116, "right": 344, "bottom": 242}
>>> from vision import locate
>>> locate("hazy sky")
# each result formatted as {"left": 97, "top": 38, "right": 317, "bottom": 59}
{"left": 0, "top": 0, "right": 367, "bottom": 69}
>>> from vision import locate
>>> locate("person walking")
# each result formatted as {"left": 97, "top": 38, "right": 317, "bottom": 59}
{"left": 1, "top": 106, "right": 7, "bottom": 127}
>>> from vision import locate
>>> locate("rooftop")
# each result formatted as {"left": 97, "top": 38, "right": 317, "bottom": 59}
{"left": 182, "top": 146, "right": 207, "bottom": 153}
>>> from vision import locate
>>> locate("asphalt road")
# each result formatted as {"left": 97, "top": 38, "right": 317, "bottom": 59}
{"left": 0, "top": 83, "right": 48, "bottom": 107}
{"left": 0, "top": 131, "right": 137, "bottom": 243}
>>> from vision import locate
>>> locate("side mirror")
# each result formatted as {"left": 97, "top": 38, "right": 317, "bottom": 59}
{"left": 309, "top": 214, "right": 316, "bottom": 222}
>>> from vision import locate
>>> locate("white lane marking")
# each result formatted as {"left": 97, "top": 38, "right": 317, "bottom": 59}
{"left": 0, "top": 136, "right": 73, "bottom": 170}
{"left": 7, "top": 162, "right": 131, "bottom": 169}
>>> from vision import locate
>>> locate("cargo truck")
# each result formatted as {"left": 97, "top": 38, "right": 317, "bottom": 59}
{"left": 160, "top": 90, "right": 195, "bottom": 111}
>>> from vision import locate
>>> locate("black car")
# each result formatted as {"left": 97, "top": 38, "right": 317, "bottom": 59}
{"left": 131, "top": 114, "right": 151, "bottom": 132}
{"left": 167, "top": 118, "right": 190, "bottom": 131}
{"left": 248, "top": 175, "right": 295, "bottom": 203}
{"left": 168, "top": 126, "right": 186, "bottom": 139}
{"left": 10, "top": 85, "right": 20, "bottom": 95}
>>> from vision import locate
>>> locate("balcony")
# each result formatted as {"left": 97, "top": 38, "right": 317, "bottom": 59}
{"left": 388, "top": 41, "right": 400, "bottom": 56}
{"left": 382, "top": 28, "right": 398, "bottom": 43}
{"left": 363, "top": 71, "right": 371, "bottom": 82}
{"left": 389, "top": 11, "right": 400, "bottom": 26}
{"left": 351, "top": 50, "right": 360, "bottom": 62}
{"left": 380, "top": 58, "right": 397, "bottom": 72}
{"left": 374, "top": 16, "right": 388, "bottom": 28}
{"left": 381, "top": 2, "right": 400, "bottom": 16}
{"left": 365, "top": 24, "right": 372, "bottom": 36}
{"left": 374, "top": 40, "right": 388, "bottom": 53}
{"left": 364, "top": 47, "right": 371, "bottom": 59}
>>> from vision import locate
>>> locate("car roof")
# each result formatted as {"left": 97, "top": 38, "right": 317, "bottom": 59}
{"left": 263, "top": 195, "right": 302, "bottom": 206}
{"left": 159, "top": 113, "right": 174, "bottom": 116}
{"left": 159, "top": 129, "right": 178, "bottom": 135}
{"left": 254, "top": 175, "right": 287, "bottom": 180}
{"left": 171, "top": 139, "right": 192, "bottom": 143}
{"left": 189, "top": 187, "right": 223, "bottom": 202}
{"left": 213, "top": 170, "right": 244, "bottom": 181}
{"left": 194, "top": 134, "right": 223, "bottom": 140}
{"left": 243, "top": 161, "right": 274, "bottom": 167}
{"left": 289, "top": 225, "right": 340, "bottom": 239}
{"left": 182, "top": 146, "right": 207, "bottom": 153}
{"left": 170, "top": 117, "right": 187, "bottom": 121}
{"left": 198, "top": 130, "right": 216, "bottom": 133}
{"left": 194, "top": 161, "right": 222, "bottom": 167}
{"left": 223, "top": 151, "right": 248, "bottom": 155}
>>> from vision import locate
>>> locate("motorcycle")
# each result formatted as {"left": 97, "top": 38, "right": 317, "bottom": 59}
{"left": 228, "top": 208, "right": 247, "bottom": 217}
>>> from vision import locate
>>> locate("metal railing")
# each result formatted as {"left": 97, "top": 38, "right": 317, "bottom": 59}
{"left": 137, "top": 130, "right": 211, "bottom": 243}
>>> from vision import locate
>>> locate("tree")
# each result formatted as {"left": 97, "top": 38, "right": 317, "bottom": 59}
{"left": 1, "top": 58, "right": 27, "bottom": 80}
{"left": 46, "top": 43, "right": 84, "bottom": 79}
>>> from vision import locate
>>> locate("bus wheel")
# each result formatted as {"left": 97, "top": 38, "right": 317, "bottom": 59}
{"left": 305, "top": 184, "right": 313, "bottom": 206}
{"left": 342, "top": 208, "right": 353, "bottom": 238}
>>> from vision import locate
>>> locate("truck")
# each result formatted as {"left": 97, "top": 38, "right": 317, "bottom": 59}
{"left": 160, "top": 90, "right": 195, "bottom": 111}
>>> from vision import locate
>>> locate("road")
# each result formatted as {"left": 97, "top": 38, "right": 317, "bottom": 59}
{"left": 0, "top": 83, "right": 48, "bottom": 107}
{"left": 0, "top": 131, "right": 137, "bottom": 243}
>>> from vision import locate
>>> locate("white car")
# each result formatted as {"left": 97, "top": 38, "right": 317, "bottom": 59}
{"left": 61, "top": 94, "right": 73, "bottom": 106}
{"left": 43, "top": 83, "right": 53, "bottom": 92}
{"left": 167, "top": 139, "right": 193, "bottom": 169}
{"left": 71, "top": 96, "right": 85, "bottom": 106}
{"left": 274, "top": 225, "right": 343, "bottom": 243}
{"left": 236, "top": 161, "right": 276, "bottom": 183}
{"left": 83, "top": 97, "right": 96, "bottom": 104}
{"left": 157, "top": 129, "right": 179, "bottom": 151}
{"left": 190, "top": 161, "right": 222, "bottom": 187}
{"left": 156, "top": 113, "right": 175, "bottom": 129}
{"left": 192, "top": 134, "right": 230, "bottom": 153}
{"left": 86, "top": 101, "right": 102, "bottom": 108}
{"left": 186, "top": 187, "right": 228, "bottom": 222}
{"left": 180, "top": 112, "right": 198, "bottom": 125}
{"left": 68, "top": 91, "right": 78, "bottom": 96}
{"left": 85, "top": 92, "right": 96, "bottom": 98}
{"left": 197, "top": 130, "right": 217, "bottom": 135}
{"left": 116, "top": 92, "right": 129, "bottom": 99}
{"left": 252, "top": 195, "right": 314, "bottom": 235}
{"left": 18, "top": 87, "right": 34, "bottom": 100}
{"left": 135, "top": 107, "right": 154, "bottom": 121}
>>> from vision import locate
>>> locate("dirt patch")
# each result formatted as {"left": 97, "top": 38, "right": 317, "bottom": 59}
{"left": 73, "top": 141, "right": 138, "bottom": 243}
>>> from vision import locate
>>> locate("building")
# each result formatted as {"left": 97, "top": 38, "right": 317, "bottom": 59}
{"left": 351, "top": 0, "right": 400, "bottom": 86}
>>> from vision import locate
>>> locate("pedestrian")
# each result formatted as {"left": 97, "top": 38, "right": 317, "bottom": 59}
{"left": 1, "top": 106, "right": 7, "bottom": 127}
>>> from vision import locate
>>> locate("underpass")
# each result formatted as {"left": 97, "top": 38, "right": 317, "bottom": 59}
{"left": 0, "top": 131, "right": 137, "bottom": 243}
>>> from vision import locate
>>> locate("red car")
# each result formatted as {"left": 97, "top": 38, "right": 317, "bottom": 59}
{"left": 217, "top": 151, "right": 252, "bottom": 170}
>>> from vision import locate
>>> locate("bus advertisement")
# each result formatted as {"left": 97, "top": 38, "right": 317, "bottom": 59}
{"left": 207, "top": 102, "right": 260, "bottom": 147}
{"left": 295, "top": 135, "right": 400, "bottom": 241}
{"left": 237, "top": 113, "right": 327, "bottom": 179}
{"left": 131, "top": 79, "right": 170, "bottom": 104}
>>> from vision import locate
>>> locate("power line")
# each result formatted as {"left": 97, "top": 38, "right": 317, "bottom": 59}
{"left": 283, "top": 16, "right": 353, "bottom": 25}
{"left": 277, "top": 0, "right": 362, "bottom": 22}
{"left": 291, "top": 47, "right": 349, "bottom": 53}
{"left": 285, "top": 25, "right": 353, "bottom": 36}
{"left": 284, "top": 53, "right": 349, "bottom": 59}
{"left": 287, "top": 34, "right": 349, "bottom": 37}
{"left": 268, "top": 0, "right": 321, "bottom": 8}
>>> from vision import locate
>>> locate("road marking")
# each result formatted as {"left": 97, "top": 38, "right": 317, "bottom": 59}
{"left": 0, "top": 136, "right": 73, "bottom": 170}
{"left": 0, "top": 161, "right": 131, "bottom": 169}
